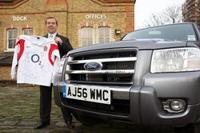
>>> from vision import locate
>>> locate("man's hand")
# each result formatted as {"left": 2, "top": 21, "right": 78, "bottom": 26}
{"left": 55, "top": 37, "right": 63, "bottom": 45}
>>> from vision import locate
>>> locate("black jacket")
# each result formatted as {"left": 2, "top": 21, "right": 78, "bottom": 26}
{"left": 44, "top": 33, "right": 73, "bottom": 57}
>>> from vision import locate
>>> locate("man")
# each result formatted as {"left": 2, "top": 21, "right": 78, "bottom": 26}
{"left": 35, "top": 16, "right": 73, "bottom": 129}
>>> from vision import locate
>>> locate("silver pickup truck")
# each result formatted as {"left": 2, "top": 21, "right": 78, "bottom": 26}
{"left": 54, "top": 22, "right": 200, "bottom": 133}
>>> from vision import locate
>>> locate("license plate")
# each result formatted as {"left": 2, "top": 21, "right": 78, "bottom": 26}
{"left": 62, "top": 84, "right": 111, "bottom": 105}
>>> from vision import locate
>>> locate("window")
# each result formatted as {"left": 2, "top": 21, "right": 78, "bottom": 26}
{"left": 79, "top": 27, "right": 93, "bottom": 47}
{"left": 79, "top": 25, "right": 112, "bottom": 47}
{"left": 123, "top": 23, "right": 197, "bottom": 41}
{"left": 22, "top": 28, "right": 33, "bottom": 35}
{"left": 7, "top": 28, "right": 17, "bottom": 50}
{"left": 98, "top": 26, "right": 111, "bottom": 43}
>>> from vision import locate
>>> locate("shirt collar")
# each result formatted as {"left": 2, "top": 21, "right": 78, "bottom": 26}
{"left": 48, "top": 32, "right": 57, "bottom": 39}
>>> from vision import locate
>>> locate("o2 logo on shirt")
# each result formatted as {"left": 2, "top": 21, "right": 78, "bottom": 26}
{"left": 31, "top": 54, "right": 42, "bottom": 65}
{"left": 31, "top": 54, "right": 40, "bottom": 63}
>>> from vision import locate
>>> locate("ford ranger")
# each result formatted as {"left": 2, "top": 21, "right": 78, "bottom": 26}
{"left": 54, "top": 22, "right": 200, "bottom": 133}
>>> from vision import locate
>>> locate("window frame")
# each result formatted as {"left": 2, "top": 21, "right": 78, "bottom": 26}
{"left": 6, "top": 28, "right": 18, "bottom": 51}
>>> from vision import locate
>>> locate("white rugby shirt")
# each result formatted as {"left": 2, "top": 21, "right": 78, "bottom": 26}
{"left": 11, "top": 35, "right": 60, "bottom": 86}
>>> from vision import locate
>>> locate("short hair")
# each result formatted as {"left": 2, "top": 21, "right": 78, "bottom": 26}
{"left": 45, "top": 17, "right": 58, "bottom": 25}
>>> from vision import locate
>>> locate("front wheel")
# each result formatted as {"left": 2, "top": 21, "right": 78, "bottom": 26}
{"left": 174, "top": 123, "right": 200, "bottom": 133}
{"left": 61, "top": 106, "right": 73, "bottom": 128}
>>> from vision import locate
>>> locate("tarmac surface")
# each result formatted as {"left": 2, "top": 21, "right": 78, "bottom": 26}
{"left": 0, "top": 84, "right": 175, "bottom": 133}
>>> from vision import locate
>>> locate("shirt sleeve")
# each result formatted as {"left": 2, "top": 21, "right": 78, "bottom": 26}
{"left": 10, "top": 42, "right": 19, "bottom": 79}
{"left": 11, "top": 37, "right": 25, "bottom": 79}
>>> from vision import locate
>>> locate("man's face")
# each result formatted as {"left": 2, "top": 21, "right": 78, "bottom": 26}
{"left": 46, "top": 18, "right": 58, "bottom": 34}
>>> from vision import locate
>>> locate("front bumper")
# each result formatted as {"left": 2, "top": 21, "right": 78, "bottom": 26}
{"left": 54, "top": 71, "right": 200, "bottom": 126}
{"left": 136, "top": 71, "right": 200, "bottom": 126}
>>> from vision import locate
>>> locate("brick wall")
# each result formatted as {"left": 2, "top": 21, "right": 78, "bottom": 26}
{"left": 0, "top": 66, "right": 13, "bottom": 81}
{"left": 182, "top": 0, "right": 200, "bottom": 29}
{"left": 0, "top": 0, "right": 135, "bottom": 81}
{"left": 0, "top": 0, "right": 135, "bottom": 50}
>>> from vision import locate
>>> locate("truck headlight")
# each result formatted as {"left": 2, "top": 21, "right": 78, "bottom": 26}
{"left": 151, "top": 47, "right": 200, "bottom": 73}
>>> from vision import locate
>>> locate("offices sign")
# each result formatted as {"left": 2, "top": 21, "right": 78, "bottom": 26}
{"left": 85, "top": 14, "right": 107, "bottom": 20}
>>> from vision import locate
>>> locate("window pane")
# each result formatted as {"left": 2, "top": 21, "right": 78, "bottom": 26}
{"left": 23, "top": 28, "right": 33, "bottom": 35}
{"left": 8, "top": 30, "right": 12, "bottom": 38}
{"left": 7, "top": 28, "right": 17, "bottom": 49}
{"left": 8, "top": 40, "right": 15, "bottom": 49}
{"left": 98, "top": 27, "right": 110, "bottom": 43}
{"left": 80, "top": 27, "right": 93, "bottom": 46}
{"left": 13, "top": 29, "right": 17, "bottom": 39}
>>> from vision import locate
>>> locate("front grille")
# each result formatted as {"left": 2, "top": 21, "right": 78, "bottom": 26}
{"left": 63, "top": 48, "right": 137, "bottom": 116}
{"left": 65, "top": 49, "right": 137, "bottom": 85}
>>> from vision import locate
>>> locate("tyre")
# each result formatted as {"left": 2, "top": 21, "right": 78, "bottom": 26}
{"left": 61, "top": 106, "right": 73, "bottom": 127}
{"left": 174, "top": 123, "right": 200, "bottom": 133}
{"left": 61, "top": 106, "right": 102, "bottom": 127}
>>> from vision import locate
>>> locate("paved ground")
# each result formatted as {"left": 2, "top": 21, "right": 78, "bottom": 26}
{"left": 0, "top": 84, "right": 174, "bottom": 133}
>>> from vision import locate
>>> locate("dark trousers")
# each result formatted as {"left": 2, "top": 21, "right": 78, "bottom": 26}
{"left": 40, "top": 85, "right": 52, "bottom": 123}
